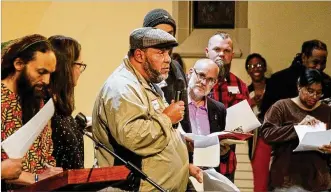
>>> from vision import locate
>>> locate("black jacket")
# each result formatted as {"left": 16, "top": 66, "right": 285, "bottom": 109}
{"left": 206, "top": 97, "right": 227, "bottom": 133}
{"left": 260, "top": 55, "right": 331, "bottom": 120}
{"left": 161, "top": 60, "right": 192, "bottom": 133}
{"left": 205, "top": 97, "right": 229, "bottom": 173}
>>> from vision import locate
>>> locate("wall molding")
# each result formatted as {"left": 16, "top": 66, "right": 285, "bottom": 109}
{"left": 172, "top": 1, "right": 251, "bottom": 59}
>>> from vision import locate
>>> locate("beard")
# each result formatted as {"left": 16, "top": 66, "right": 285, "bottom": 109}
{"left": 16, "top": 68, "right": 50, "bottom": 124}
{"left": 215, "top": 59, "right": 230, "bottom": 78}
{"left": 188, "top": 78, "right": 208, "bottom": 99}
{"left": 160, "top": 73, "right": 169, "bottom": 81}
{"left": 143, "top": 58, "right": 163, "bottom": 83}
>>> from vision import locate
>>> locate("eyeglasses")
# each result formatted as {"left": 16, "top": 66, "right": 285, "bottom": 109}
{"left": 303, "top": 87, "right": 324, "bottom": 98}
{"left": 246, "top": 63, "right": 264, "bottom": 70}
{"left": 73, "top": 62, "right": 87, "bottom": 73}
{"left": 193, "top": 68, "right": 217, "bottom": 86}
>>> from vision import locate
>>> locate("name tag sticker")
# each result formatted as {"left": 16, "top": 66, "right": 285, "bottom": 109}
{"left": 227, "top": 86, "right": 240, "bottom": 94}
{"left": 151, "top": 99, "right": 160, "bottom": 111}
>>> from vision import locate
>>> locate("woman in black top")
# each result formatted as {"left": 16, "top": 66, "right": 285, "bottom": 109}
{"left": 48, "top": 35, "right": 86, "bottom": 169}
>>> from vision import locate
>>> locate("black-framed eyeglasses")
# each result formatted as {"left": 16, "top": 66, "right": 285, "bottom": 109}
{"left": 304, "top": 87, "right": 324, "bottom": 98}
{"left": 193, "top": 68, "right": 217, "bottom": 86}
{"left": 247, "top": 63, "right": 264, "bottom": 70}
{"left": 73, "top": 62, "right": 87, "bottom": 73}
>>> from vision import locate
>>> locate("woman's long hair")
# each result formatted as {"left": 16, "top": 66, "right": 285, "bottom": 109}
{"left": 48, "top": 35, "right": 81, "bottom": 116}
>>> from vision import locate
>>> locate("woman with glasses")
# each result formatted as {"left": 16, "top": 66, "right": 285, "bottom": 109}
{"left": 48, "top": 35, "right": 86, "bottom": 169}
{"left": 245, "top": 53, "right": 269, "bottom": 117}
{"left": 260, "top": 69, "right": 331, "bottom": 191}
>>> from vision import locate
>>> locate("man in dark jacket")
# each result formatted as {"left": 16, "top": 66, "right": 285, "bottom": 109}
{"left": 143, "top": 9, "right": 191, "bottom": 133}
{"left": 260, "top": 39, "right": 331, "bottom": 119}
{"left": 187, "top": 58, "right": 230, "bottom": 179}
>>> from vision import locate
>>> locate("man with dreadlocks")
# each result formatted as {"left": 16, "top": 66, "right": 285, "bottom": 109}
{"left": 1, "top": 34, "right": 62, "bottom": 189}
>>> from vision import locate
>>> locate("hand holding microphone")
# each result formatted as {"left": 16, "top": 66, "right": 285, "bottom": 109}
{"left": 162, "top": 95, "right": 185, "bottom": 125}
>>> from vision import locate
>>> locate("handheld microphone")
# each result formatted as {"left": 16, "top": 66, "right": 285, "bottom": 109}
{"left": 173, "top": 91, "right": 182, "bottom": 129}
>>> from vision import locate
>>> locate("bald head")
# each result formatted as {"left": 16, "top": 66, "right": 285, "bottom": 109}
{"left": 205, "top": 32, "right": 234, "bottom": 78}
{"left": 193, "top": 58, "right": 219, "bottom": 75}
{"left": 188, "top": 59, "right": 219, "bottom": 100}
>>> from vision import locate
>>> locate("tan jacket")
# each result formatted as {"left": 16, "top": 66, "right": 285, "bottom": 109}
{"left": 92, "top": 58, "right": 189, "bottom": 191}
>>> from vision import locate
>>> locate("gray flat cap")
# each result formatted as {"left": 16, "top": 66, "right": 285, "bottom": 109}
{"left": 130, "top": 27, "right": 178, "bottom": 50}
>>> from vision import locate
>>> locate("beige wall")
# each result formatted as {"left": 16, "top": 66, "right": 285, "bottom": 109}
{"left": 2, "top": 0, "right": 173, "bottom": 168}
{"left": 2, "top": 1, "right": 172, "bottom": 116}
{"left": 183, "top": 1, "right": 331, "bottom": 85}
{"left": 3, "top": 1, "right": 331, "bottom": 116}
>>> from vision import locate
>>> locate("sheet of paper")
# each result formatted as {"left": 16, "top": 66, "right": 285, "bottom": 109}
{"left": 293, "top": 123, "right": 331, "bottom": 152}
{"left": 1, "top": 99, "right": 55, "bottom": 158}
{"left": 184, "top": 133, "right": 220, "bottom": 167}
{"left": 294, "top": 122, "right": 326, "bottom": 141}
{"left": 189, "top": 168, "right": 240, "bottom": 192}
{"left": 225, "top": 99, "right": 261, "bottom": 132}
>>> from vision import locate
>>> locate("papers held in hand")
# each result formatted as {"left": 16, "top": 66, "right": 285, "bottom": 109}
{"left": 1, "top": 99, "right": 55, "bottom": 158}
{"left": 184, "top": 131, "right": 253, "bottom": 167}
{"left": 189, "top": 168, "right": 240, "bottom": 192}
{"left": 184, "top": 133, "right": 220, "bottom": 167}
{"left": 225, "top": 99, "right": 261, "bottom": 132}
{"left": 293, "top": 122, "right": 331, "bottom": 152}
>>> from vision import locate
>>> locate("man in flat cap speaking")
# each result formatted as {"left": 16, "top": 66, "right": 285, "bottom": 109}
{"left": 92, "top": 27, "right": 202, "bottom": 191}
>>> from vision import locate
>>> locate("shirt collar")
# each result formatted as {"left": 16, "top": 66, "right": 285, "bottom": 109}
{"left": 188, "top": 92, "right": 208, "bottom": 110}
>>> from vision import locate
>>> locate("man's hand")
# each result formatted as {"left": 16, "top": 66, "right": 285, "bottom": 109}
{"left": 189, "top": 164, "right": 203, "bottom": 183}
{"left": 1, "top": 158, "right": 23, "bottom": 180}
{"left": 163, "top": 100, "right": 185, "bottom": 124}
{"left": 39, "top": 167, "right": 63, "bottom": 181}
{"left": 220, "top": 142, "right": 231, "bottom": 156}
{"left": 184, "top": 136, "right": 194, "bottom": 152}
{"left": 319, "top": 144, "right": 331, "bottom": 154}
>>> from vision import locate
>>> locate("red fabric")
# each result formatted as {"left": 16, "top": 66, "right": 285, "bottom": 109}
{"left": 213, "top": 72, "right": 251, "bottom": 108}
{"left": 251, "top": 137, "right": 272, "bottom": 192}
{"left": 220, "top": 150, "right": 237, "bottom": 175}
{"left": 210, "top": 72, "right": 251, "bottom": 176}
{"left": 218, "top": 132, "right": 253, "bottom": 141}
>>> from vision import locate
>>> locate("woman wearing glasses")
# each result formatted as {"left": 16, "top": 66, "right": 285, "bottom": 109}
{"left": 48, "top": 35, "right": 86, "bottom": 169}
{"left": 260, "top": 69, "right": 331, "bottom": 191}
{"left": 245, "top": 53, "right": 269, "bottom": 117}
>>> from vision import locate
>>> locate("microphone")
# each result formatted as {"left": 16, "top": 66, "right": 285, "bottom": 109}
{"left": 173, "top": 78, "right": 186, "bottom": 129}
{"left": 173, "top": 90, "right": 182, "bottom": 129}
{"left": 74, "top": 112, "right": 167, "bottom": 192}
{"left": 321, "top": 97, "right": 331, "bottom": 106}
{"left": 75, "top": 112, "right": 87, "bottom": 128}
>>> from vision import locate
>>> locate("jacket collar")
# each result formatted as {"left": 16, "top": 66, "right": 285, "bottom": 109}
{"left": 123, "top": 57, "right": 162, "bottom": 96}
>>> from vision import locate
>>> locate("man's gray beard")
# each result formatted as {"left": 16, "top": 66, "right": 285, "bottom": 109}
{"left": 215, "top": 60, "right": 226, "bottom": 78}
{"left": 143, "top": 59, "right": 163, "bottom": 83}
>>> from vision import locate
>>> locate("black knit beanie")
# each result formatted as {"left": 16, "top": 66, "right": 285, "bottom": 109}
{"left": 143, "top": 9, "right": 177, "bottom": 36}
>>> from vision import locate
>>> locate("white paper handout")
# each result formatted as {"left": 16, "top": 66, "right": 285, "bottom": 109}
{"left": 184, "top": 133, "right": 220, "bottom": 167}
{"left": 189, "top": 168, "right": 240, "bottom": 192}
{"left": 293, "top": 122, "right": 331, "bottom": 152}
{"left": 1, "top": 99, "right": 55, "bottom": 158}
{"left": 225, "top": 99, "right": 261, "bottom": 132}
